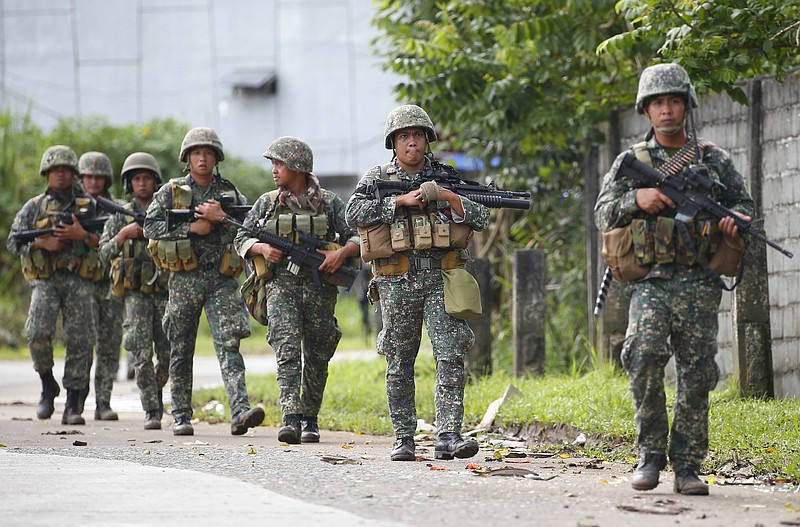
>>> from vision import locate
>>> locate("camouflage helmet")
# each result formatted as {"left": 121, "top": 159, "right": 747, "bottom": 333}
{"left": 263, "top": 136, "right": 313, "bottom": 173}
{"left": 179, "top": 127, "right": 225, "bottom": 162}
{"left": 121, "top": 152, "right": 163, "bottom": 193}
{"left": 39, "top": 145, "right": 79, "bottom": 176}
{"left": 78, "top": 151, "right": 114, "bottom": 189}
{"left": 636, "top": 63, "right": 698, "bottom": 114}
{"left": 384, "top": 104, "right": 436, "bottom": 149}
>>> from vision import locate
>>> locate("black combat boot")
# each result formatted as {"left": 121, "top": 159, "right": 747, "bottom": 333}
{"left": 76, "top": 386, "right": 89, "bottom": 415}
{"left": 300, "top": 416, "right": 320, "bottom": 443}
{"left": 435, "top": 432, "right": 479, "bottom": 460}
{"left": 95, "top": 402, "right": 119, "bottom": 421}
{"left": 35, "top": 370, "right": 60, "bottom": 420}
{"left": 231, "top": 406, "right": 265, "bottom": 436}
{"left": 144, "top": 410, "right": 161, "bottom": 430}
{"left": 172, "top": 417, "right": 194, "bottom": 436}
{"left": 390, "top": 437, "right": 416, "bottom": 461}
{"left": 674, "top": 466, "right": 709, "bottom": 495}
{"left": 277, "top": 413, "right": 302, "bottom": 444}
{"left": 631, "top": 453, "right": 667, "bottom": 491}
{"left": 61, "top": 389, "right": 86, "bottom": 425}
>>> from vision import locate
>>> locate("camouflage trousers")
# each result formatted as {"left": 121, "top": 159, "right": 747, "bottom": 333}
{"left": 621, "top": 267, "right": 721, "bottom": 470}
{"left": 263, "top": 276, "right": 341, "bottom": 418}
{"left": 88, "top": 279, "right": 124, "bottom": 405}
{"left": 123, "top": 290, "right": 170, "bottom": 413}
{"left": 375, "top": 269, "right": 475, "bottom": 438}
{"left": 25, "top": 271, "right": 94, "bottom": 390}
{"left": 162, "top": 269, "right": 252, "bottom": 421}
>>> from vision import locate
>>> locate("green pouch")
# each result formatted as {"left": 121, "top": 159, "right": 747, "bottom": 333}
{"left": 442, "top": 268, "right": 482, "bottom": 320}
{"left": 630, "top": 219, "right": 654, "bottom": 266}
{"left": 295, "top": 214, "right": 311, "bottom": 234}
{"left": 653, "top": 217, "right": 675, "bottom": 265}
{"left": 311, "top": 214, "right": 327, "bottom": 236}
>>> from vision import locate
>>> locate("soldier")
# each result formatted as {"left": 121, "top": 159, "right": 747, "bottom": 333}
{"left": 345, "top": 105, "right": 490, "bottom": 461}
{"left": 143, "top": 127, "right": 264, "bottom": 436}
{"left": 234, "top": 136, "right": 360, "bottom": 444}
{"left": 594, "top": 64, "right": 755, "bottom": 495}
{"left": 6, "top": 145, "right": 98, "bottom": 424}
{"left": 78, "top": 152, "right": 124, "bottom": 420}
{"left": 98, "top": 152, "right": 170, "bottom": 430}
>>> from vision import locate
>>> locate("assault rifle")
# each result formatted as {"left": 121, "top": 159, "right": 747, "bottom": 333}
{"left": 359, "top": 162, "right": 531, "bottom": 210}
{"left": 95, "top": 195, "right": 145, "bottom": 225}
{"left": 166, "top": 195, "right": 252, "bottom": 229}
{"left": 223, "top": 216, "right": 359, "bottom": 291}
{"left": 11, "top": 214, "right": 110, "bottom": 244}
{"left": 617, "top": 152, "right": 794, "bottom": 258}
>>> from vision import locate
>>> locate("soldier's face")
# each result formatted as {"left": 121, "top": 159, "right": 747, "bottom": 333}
{"left": 47, "top": 166, "right": 74, "bottom": 192}
{"left": 644, "top": 95, "right": 686, "bottom": 129}
{"left": 393, "top": 127, "right": 427, "bottom": 172}
{"left": 81, "top": 174, "right": 106, "bottom": 196}
{"left": 189, "top": 147, "right": 217, "bottom": 177}
{"left": 271, "top": 159, "right": 303, "bottom": 188}
{"left": 130, "top": 171, "right": 156, "bottom": 199}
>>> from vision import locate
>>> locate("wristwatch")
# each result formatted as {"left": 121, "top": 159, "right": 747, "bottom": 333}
{"left": 83, "top": 232, "right": 92, "bottom": 245}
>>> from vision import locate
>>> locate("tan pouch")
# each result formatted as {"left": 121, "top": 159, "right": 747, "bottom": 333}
{"left": 390, "top": 218, "right": 412, "bottom": 251}
{"left": 218, "top": 248, "right": 243, "bottom": 278}
{"left": 252, "top": 254, "right": 274, "bottom": 280}
{"left": 110, "top": 258, "right": 126, "bottom": 297}
{"left": 449, "top": 221, "right": 473, "bottom": 249}
{"left": 176, "top": 239, "right": 197, "bottom": 271}
{"left": 411, "top": 213, "right": 432, "bottom": 249}
{"left": 709, "top": 232, "right": 744, "bottom": 277}
{"left": 78, "top": 251, "right": 101, "bottom": 281}
{"left": 357, "top": 223, "right": 394, "bottom": 262}
{"left": 372, "top": 254, "right": 409, "bottom": 276}
{"left": 601, "top": 225, "right": 650, "bottom": 283}
{"left": 431, "top": 214, "right": 450, "bottom": 248}
{"left": 147, "top": 239, "right": 166, "bottom": 270}
{"left": 442, "top": 267, "right": 482, "bottom": 320}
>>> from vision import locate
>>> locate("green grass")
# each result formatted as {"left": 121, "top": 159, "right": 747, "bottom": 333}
{"left": 195, "top": 353, "right": 800, "bottom": 481}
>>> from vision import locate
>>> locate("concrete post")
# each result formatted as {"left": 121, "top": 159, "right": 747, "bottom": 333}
{"left": 466, "top": 258, "right": 492, "bottom": 377}
{"left": 512, "top": 249, "right": 546, "bottom": 376}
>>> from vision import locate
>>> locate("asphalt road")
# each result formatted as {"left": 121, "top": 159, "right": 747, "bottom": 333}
{"left": 1, "top": 354, "right": 799, "bottom": 527}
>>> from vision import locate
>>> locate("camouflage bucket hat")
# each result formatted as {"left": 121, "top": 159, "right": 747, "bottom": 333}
{"left": 179, "top": 127, "right": 225, "bottom": 162}
{"left": 384, "top": 104, "right": 436, "bottom": 149}
{"left": 122, "top": 152, "right": 163, "bottom": 193}
{"left": 263, "top": 136, "right": 313, "bottom": 173}
{"left": 79, "top": 152, "right": 114, "bottom": 189}
{"left": 636, "top": 63, "right": 698, "bottom": 114}
{"left": 39, "top": 145, "right": 79, "bottom": 176}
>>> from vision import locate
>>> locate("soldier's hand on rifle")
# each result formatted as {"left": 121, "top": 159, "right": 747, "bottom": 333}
{"left": 635, "top": 188, "right": 676, "bottom": 214}
{"left": 116, "top": 222, "right": 144, "bottom": 248}
{"left": 250, "top": 242, "right": 285, "bottom": 265}
{"left": 194, "top": 199, "right": 226, "bottom": 223}
{"left": 54, "top": 214, "right": 86, "bottom": 241}
{"left": 395, "top": 190, "right": 424, "bottom": 209}
{"left": 719, "top": 212, "right": 751, "bottom": 238}
{"left": 32, "top": 235, "right": 64, "bottom": 253}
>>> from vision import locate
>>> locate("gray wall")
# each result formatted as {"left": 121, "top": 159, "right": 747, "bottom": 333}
{"left": 0, "top": 0, "right": 400, "bottom": 182}
{"left": 596, "top": 73, "right": 800, "bottom": 398}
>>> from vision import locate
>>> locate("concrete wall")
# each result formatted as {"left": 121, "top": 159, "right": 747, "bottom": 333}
{"left": 595, "top": 73, "right": 800, "bottom": 398}
{"left": 0, "top": 0, "right": 400, "bottom": 182}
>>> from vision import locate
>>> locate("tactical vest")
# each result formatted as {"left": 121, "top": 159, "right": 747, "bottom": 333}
{"left": 110, "top": 202, "right": 169, "bottom": 297}
{"left": 20, "top": 193, "right": 101, "bottom": 281}
{"left": 359, "top": 163, "right": 471, "bottom": 276}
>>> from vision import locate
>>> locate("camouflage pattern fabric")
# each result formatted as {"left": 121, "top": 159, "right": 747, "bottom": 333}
{"left": 87, "top": 278, "right": 123, "bottom": 405}
{"left": 144, "top": 175, "right": 253, "bottom": 422}
{"left": 98, "top": 201, "right": 169, "bottom": 414}
{"left": 6, "top": 183, "right": 97, "bottom": 390}
{"left": 234, "top": 187, "right": 358, "bottom": 418}
{"left": 594, "top": 137, "right": 755, "bottom": 470}
{"left": 345, "top": 158, "right": 490, "bottom": 438}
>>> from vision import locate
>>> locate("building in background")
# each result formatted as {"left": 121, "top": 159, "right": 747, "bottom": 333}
{"left": 0, "top": 0, "right": 401, "bottom": 196}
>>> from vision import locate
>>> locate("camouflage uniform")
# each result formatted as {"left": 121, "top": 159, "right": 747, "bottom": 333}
{"left": 346, "top": 157, "right": 489, "bottom": 438}
{"left": 143, "top": 172, "right": 254, "bottom": 424}
{"left": 99, "top": 199, "right": 170, "bottom": 417}
{"left": 594, "top": 113, "right": 755, "bottom": 469}
{"left": 6, "top": 148, "right": 96, "bottom": 420}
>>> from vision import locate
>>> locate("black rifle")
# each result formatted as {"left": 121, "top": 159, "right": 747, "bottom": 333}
{"left": 223, "top": 216, "right": 359, "bottom": 291}
{"left": 95, "top": 195, "right": 145, "bottom": 225}
{"left": 11, "top": 214, "right": 110, "bottom": 244}
{"left": 166, "top": 195, "right": 252, "bottom": 229}
{"left": 359, "top": 162, "right": 531, "bottom": 210}
{"left": 617, "top": 152, "right": 794, "bottom": 258}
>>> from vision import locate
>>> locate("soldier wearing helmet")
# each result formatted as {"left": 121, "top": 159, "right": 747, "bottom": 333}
{"left": 77, "top": 151, "right": 125, "bottom": 423}
{"left": 594, "top": 64, "right": 755, "bottom": 496}
{"left": 6, "top": 145, "right": 101, "bottom": 425}
{"left": 345, "top": 105, "right": 490, "bottom": 462}
{"left": 98, "top": 152, "right": 170, "bottom": 430}
{"left": 235, "top": 136, "right": 360, "bottom": 445}
{"left": 144, "top": 127, "right": 264, "bottom": 437}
